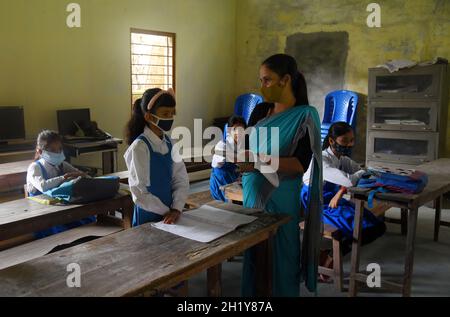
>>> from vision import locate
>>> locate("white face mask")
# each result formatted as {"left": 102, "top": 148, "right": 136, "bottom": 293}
{"left": 41, "top": 150, "right": 66, "bottom": 166}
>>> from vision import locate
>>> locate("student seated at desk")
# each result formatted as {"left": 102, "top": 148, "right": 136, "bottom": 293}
{"left": 125, "top": 88, "right": 189, "bottom": 226}
{"left": 302, "top": 122, "right": 386, "bottom": 277}
{"left": 26, "top": 130, "right": 96, "bottom": 239}
{"left": 210, "top": 115, "right": 246, "bottom": 202}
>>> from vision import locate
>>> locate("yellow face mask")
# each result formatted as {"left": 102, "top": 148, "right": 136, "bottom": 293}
{"left": 260, "top": 81, "right": 285, "bottom": 103}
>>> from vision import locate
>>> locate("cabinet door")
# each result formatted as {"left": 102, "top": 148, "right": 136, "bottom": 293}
{"left": 367, "top": 131, "right": 438, "bottom": 165}
{"left": 368, "top": 101, "right": 438, "bottom": 132}
{"left": 368, "top": 65, "right": 445, "bottom": 100}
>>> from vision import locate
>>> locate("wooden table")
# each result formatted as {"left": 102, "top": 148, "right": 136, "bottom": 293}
{"left": 0, "top": 201, "right": 289, "bottom": 297}
{"left": 0, "top": 160, "right": 30, "bottom": 193}
{"left": 222, "top": 182, "right": 244, "bottom": 203}
{"left": 348, "top": 158, "right": 450, "bottom": 297}
{"left": 0, "top": 192, "right": 134, "bottom": 241}
{"left": 63, "top": 138, "right": 123, "bottom": 175}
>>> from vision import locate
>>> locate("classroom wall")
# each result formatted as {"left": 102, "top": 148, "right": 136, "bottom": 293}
{"left": 235, "top": 0, "right": 450, "bottom": 159}
{"left": 0, "top": 0, "right": 237, "bottom": 170}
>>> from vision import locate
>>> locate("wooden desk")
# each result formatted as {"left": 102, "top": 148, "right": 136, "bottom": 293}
{"left": 0, "top": 160, "right": 30, "bottom": 193}
{"left": 0, "top": 201, "right": 289, "bottom": 297}
{"left": 0, "top": 192, "right": 133, "bottom": 241}
{"left": 63, "top": 138, "right": 123, "bottom": 174}
{"left": 222, "top": 182, "right": 243, "bottom": 203}
{"left": 348, "top": 158, "right": 450, "bottom": 297}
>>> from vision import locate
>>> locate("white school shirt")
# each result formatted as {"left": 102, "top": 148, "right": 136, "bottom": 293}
{"left": 26, "top": 159, "right": 82, "bottom": 195}
{"left": 211, "top": 136, "right": 245, "bottom": 169}
{"left": 303, "top": 147, "right": 365, "bottom": 188}
{"left": 124, "top": 126, "right": 189, "bottom": 215}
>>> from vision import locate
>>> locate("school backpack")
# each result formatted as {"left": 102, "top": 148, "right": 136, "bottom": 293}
{"left": 44, "top": 176, "right": 120, "bottom": 204}
{"left": 357, "top": 169, "right": 428, "bottom": 208}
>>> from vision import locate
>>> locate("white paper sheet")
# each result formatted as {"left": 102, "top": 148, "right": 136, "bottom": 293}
{"left": 151, "top": 205, "right": 258, "bottom": 243}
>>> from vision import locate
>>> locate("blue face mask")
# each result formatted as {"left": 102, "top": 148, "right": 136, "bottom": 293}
{"left": 332, "top": 142, "right": 353, "bottom": 157}
{"left": 151, "top": 114, "right": 174, "bottom": 132}
{"left": 41, "top": 150, "right": 66, "bottom": 166}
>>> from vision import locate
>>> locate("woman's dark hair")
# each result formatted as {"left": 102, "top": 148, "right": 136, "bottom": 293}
{"left": 35, "top": 130, "right": 62, "bottom": 160}
{"left": 125, "top": 88, "right": 176, "bottom": 145}
{"left": 322, "top": 121, "right": 353, "bottom": 150}
{"left": 262, "top": 54, "right": 309, "bottom": 106}
{"left": 247, "top": 102, "right": 274, "bottom": 127}
{"left": 228, "top": 115, "right": 247, "bottom": 129}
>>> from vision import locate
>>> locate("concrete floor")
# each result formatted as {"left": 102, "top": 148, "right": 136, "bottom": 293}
{"left": 187, "top": 180, "right": 450, "bottom": 297}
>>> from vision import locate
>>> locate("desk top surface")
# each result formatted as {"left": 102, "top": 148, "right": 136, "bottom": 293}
{"left": 0, "top": 192, "right": 130, "bottom": 227}
{"left": 0, "top": 160, "right": 30, "bottom": 177}
{"left": 0, "top": 201, "right": 289, "bottom": 297}
{"left": 348, "top": 159, "right": 450, "bottom": 207}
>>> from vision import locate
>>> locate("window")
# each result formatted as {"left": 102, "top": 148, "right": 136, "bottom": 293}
{"left": 130, "top": 29, "right": 175, "bottom": 105}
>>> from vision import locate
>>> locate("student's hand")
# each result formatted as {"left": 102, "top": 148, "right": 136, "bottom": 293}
{"left": 164, "top": 209, "right": 181, "bottom": 224}
{"left": 329, "top": 188, "right": 346, "bottom": 209}
{"left": 63, "top": 172, "right": 86, "bottom": 180}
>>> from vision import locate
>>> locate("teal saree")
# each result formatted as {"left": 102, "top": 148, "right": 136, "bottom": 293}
{"left": 242, "top": 105, "right": 323, "bottom": 297}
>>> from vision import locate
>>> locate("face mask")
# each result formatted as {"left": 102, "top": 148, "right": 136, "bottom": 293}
{"left": 41, "top": 150, "right": 66, "bottom": 166}
{"left": 151, "top": 114, "right": 174, "bottom": 132}
{"left": 260, "top": 82, "right": 285, "bottom": 103}
{"left": 332, "top": 142, "right": 353, "bottom": 157}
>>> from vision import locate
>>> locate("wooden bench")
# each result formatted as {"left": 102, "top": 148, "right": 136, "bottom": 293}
{"left": 300, "top": 221, "right": 344, "bottom": 291}
{"left": 0, "top": 201, "right": 289, "bottom": 297}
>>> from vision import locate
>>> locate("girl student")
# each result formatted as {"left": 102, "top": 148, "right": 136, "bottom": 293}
{"left": 124, "top": 88, "right": 189, "bottom": 226}
{"left": 302, "top": 122, "right": 387, "bottom": 276}
{"left": 26, "top": 130, "right": 96, "bottom": 239}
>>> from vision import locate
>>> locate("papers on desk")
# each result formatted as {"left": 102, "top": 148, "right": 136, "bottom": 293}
{"left": 151, "top": 205, "right": 258, "bottom": 243}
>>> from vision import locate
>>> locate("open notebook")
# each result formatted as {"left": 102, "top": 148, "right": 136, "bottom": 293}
{"left": 151, "top": 205, "right": 258, "bottom": 243}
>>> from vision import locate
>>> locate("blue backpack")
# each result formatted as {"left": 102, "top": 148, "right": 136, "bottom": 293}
{"left": 44, "top": 176, "right": 120, "bottom": 204}
{"left": 358, "top": 169, "right": 428, "bottom": 208}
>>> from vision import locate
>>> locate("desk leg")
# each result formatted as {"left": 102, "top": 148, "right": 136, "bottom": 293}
{"left": 403, "top": 207, "right": 418, "bottom": 297}
{"left": 401, "top": 209, "right": 408, "bottom": 236}
{"left": 254, "top": 233, "right": 273, "bottom": 297}
{"left": 207, "top": 264, "right": 222, "bottom": 297}
{"left": 102, "top": 151, "right": 115, "bottom": 174}
{"left": 349, "top": 198, "right": 364, "bottom": 297}
{"left": 122, "top": 197, "right": 134, "bottom": 229}
{"left": 434, "top": 196, "right": 442, "bottom": 242}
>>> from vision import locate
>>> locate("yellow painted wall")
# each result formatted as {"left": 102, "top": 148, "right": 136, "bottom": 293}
{"left": 0, "top": 0, "right": 237, "bottom": 169}
{"left": 235, "top": 0, "right": 450, "bottom": 156}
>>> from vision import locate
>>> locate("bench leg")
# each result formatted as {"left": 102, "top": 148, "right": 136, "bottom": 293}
{"left": 349, "top": 198, "right": 364, "bottom": 297}
{"left": 434, "top": 196, "right": 442, "bottom": 242}
{"left": 401, "top": 209, "right": 408, "bottom": 236}
{"left": 403, "top": 208, "right": 418, "bottom": 297}
{"left": 207, "top": 264, "right": 222, "bottom": 297}
{"left": 332, "top": 238, "right": 344, "bottom": 292}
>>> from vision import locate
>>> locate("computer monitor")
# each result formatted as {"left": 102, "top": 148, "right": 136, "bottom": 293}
{"left": 57, "top": 108, "right": 91, "bottom": 136}
{"left": 0, "top": 106, "right": 26, "bottom": 141}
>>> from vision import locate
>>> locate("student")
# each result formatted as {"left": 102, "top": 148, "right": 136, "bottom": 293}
{"left": 26, "top": 130, "right": 96, "bottom": 239}
{"left": 209, "top": 115, "right": 247, "bottom": 202}
{"left": 302, "top": 122, "right": 386, "bottom": 274}
{"left": 124, "top": 88, "right": 189, "bottom": 226}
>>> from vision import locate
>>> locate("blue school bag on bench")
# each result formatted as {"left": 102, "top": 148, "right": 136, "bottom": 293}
{"left": 44, "top": 176, "right": 120, "bottom": 204}
{"left": 357, "top": 168, "right": 428, "bottom": 208}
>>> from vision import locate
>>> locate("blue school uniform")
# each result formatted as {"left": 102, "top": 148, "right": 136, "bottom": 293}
{"left": 131, "top": 134, "right": 173, "bottom": 226}
{"left": 301, "top": 181, "right": 384, "bottom": 239}
{"left": 30, "top": 161, "right": 96, "bottom": 239}
{"left": 209, "top": 162, "right": 239, "bottom": 202}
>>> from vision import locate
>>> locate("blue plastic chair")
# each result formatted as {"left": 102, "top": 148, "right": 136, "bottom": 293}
{"left": 224, "top": 93, "right": 263, "bottom": 140}
{"left": 321, "top": 90, "right": 359, "bottom": 143}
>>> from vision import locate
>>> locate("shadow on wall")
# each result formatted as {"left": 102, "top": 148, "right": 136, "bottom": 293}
{"left": 285, "top": 31, "right": 367, "bottom": 163}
